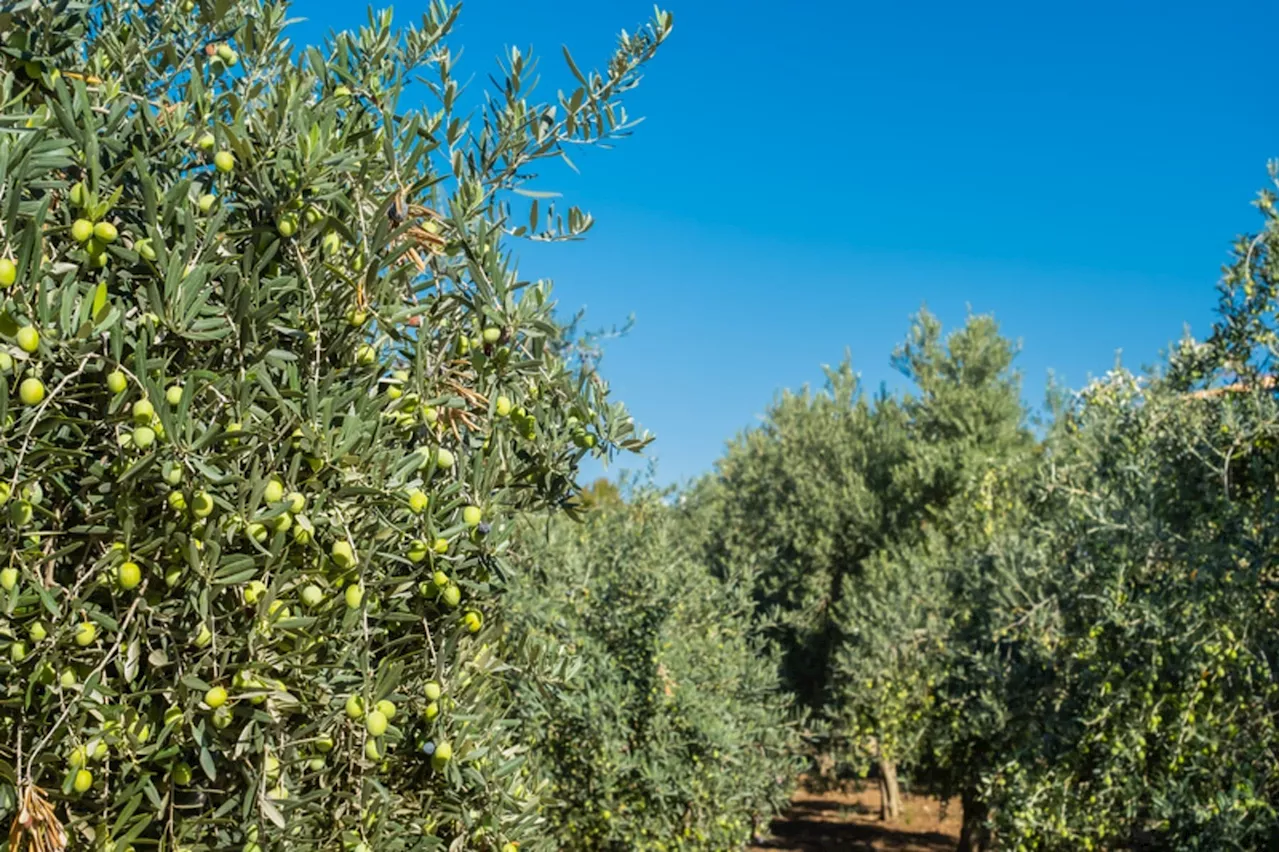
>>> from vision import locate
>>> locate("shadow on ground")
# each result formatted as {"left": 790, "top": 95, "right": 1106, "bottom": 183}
{"left": 749, "top": 785, "right": 960, "bottom": 852}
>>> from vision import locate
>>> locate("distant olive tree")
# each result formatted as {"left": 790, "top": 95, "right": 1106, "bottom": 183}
{"left": 507, "top": 488, "right": 802, "bottom": 850}
{"left": 697, "top": 311, "right": 1035, "bottom": 821}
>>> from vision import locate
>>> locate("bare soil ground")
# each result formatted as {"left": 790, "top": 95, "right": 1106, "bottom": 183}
{"left": 749, "top": 785, "right": 961, "bottom": 852}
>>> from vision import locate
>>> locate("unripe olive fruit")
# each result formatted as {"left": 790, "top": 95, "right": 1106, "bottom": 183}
{"left": 292, "top": 515, "right": 314, "bottom": 544}
{"left": 243, "top": 580, "right": 267, "bottom": 605}
{"left": 74, "top": 622, "right": 97, "bottom": 646}
{"left": 19, "top": 377, "right": 45, "bottom": 405}
{"left": 331, "top": 541, "right": 355, "bottom": 568}
{"left": 131, "top": 399, "right": 154, "bottom": 424}
{"left": 16, "top": 325, "right": 39, "bottom": 353}
{"left": 263, "top": 477, "right": 285, "bottom": 504}
{"left": 365, "top": 709, "right": 388, "bottom": 737}
{"left": 131, "top": 426, "right": 156, "bottom": 450}
{"left": 204, "top": 686, "right": 228, "bottom": 709}
{"left": 93, "top": 221, "right": 118, "bottom": 243}
{"left": 191, "top": 491, "right": 214, "bottom": 518}
{"left": 117, "top": 561, "right": 142, "bottom": 590}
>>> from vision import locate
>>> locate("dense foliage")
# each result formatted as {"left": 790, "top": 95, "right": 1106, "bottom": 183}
{"left": 696, "top": 171, "right": 1278, "bottom": 851}
{"left": 934, "top": 173, "right": 1279, "bottom": 851}
{"left": 693, "top": 311, "right": 1036, "bottom": 817}
{"left": 0, "top": 2, "right": 1270, "bottom": 849}
{"left": 506, "top": 486, "right": 803, "bottom": 851}
{"left": 0, "top": 2, "right": 665, "bottom": 849}
{"left": 944, "top": 368, "right": 1276, "bottom": 849}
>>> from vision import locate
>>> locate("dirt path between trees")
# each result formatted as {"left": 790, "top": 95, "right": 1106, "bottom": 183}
{"left": 749, "top": 785, "right": 961, "bottom": 852}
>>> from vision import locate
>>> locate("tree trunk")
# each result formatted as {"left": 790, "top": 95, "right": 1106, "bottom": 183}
{"left": 877, "top": 756, "right": 902, "bottom": 820}
{"left": 956, "top": 787, "right": 991, "bottom": 852}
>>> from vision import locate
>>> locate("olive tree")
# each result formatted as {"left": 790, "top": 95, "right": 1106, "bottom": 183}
{"left": 698, "top": 359, "right": 892, "bottom": 716}
{"left": 828, "top": 312, "right": 1035, "bottom": 819}
{"left": 0, "top": 1, "right": 665, "bottom": 849}
{"left": 698, "top": 311, "right": 1034, "bottom": 820}
{"left": 934, "top": 171, "right": 1278, "bottom": 851}
{"left": 943, "top": 379, "right": 1276, "bottom": 850}
{"left": 506, "top": 486, "right": 802, "bottom": 851}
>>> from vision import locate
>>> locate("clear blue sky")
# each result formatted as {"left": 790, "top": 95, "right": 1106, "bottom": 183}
{"left": 293, "top": 0, "right": 1278, "bottom": 487}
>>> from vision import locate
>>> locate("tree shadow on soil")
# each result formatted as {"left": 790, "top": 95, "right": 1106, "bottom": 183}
{"left": 755, "top": 816, "right": 956, "bottom": 852}
{"left": 749, "top": 783, "right": 960, "bottom": 852}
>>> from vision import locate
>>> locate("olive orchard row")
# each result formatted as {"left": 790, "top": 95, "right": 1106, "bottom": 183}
{"left": 690, "top": 174, "right": 1279, "bottom": 850}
